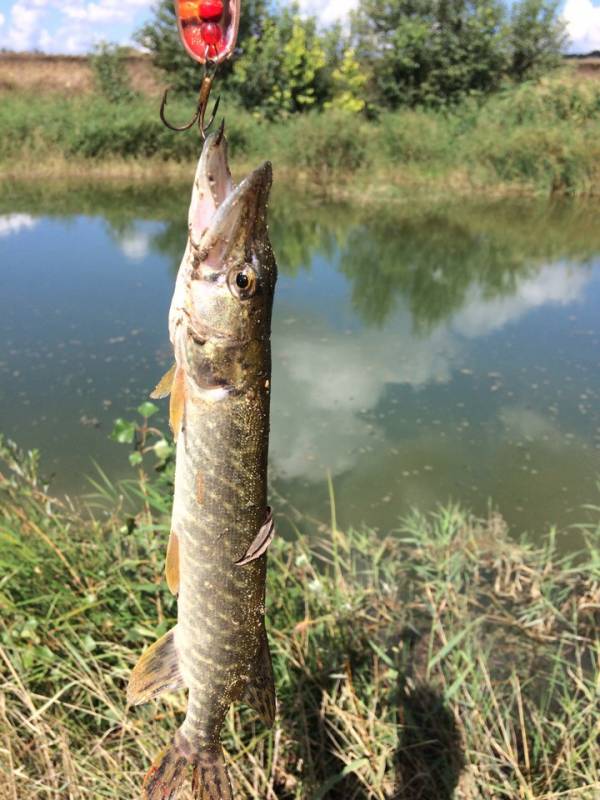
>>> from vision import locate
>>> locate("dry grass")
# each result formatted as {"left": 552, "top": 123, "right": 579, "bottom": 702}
{"left": 0, "top": 154, "right": 194, "bottom": 183}
{"left": 0, "top": 436, "right": 599, "bottom": 799}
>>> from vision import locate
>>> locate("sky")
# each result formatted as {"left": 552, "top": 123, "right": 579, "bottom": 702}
{"left": 0, "top": 0, "right": 598, "bottom": 55}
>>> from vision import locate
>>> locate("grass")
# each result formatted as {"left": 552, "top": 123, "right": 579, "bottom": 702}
{"left": 1, "top": 72, "right": 600, "bottom": 198}
{"left": 0, "top": 433, "right": 598, "bottom": 799}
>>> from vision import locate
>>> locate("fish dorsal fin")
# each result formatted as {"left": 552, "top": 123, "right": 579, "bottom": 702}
{"left": 169, "top": 366, "right": 186, "bottom": 441}
{"left": 150, "top": 363, "right": 177, "bottom": 400}
{"left": 165, "top": 530, "right": 180, "bottom": 595}
{"left": 127, "top": 626, "right": 185, "bottom": 706}
{"left": 243, "top": 626, "right": 276, "bottom": 727}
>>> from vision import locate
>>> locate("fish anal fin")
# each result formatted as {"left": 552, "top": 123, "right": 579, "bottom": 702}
{"left": 169, "top": 366, "right": 186, "bottom": 442}
{"left": 128, "top": 626, "right": 185, "bottom": 706}
{"left": 243, "top": 627, "right": 276, "bottom": 727}
{"left": 235, "top": 507, "right": 275, "bottom": 566}
{"left": 150, "top": 363, "right": 177, "bottom": 400}
{"left": 191, "top": 746, "right": 232, "bottom": 800}
{"left": 165, "top": 530, "right": 180, "bottom": 595}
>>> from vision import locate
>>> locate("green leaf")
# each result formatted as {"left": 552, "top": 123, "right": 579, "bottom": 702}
{"left": 137, "top": 401, "right": 159, "bottom": 418}
{"left": 111, "top": 418, "right": 136, "bottom": 444}
{"left": 312, "top": 758, "right": 370, "bottom": 800}
{"left": 427, "top": 619, "right": 479, "bottom": 673}
{"left": 153, "top": 438, "right": 172, "bottom": 460}
{"left": 129, "top": 452, "right": 143, "bottom": 466}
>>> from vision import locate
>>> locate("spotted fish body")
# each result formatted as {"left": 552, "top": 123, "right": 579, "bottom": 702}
{"left": 128, "top": 130, "right": 277, "bottom": 800}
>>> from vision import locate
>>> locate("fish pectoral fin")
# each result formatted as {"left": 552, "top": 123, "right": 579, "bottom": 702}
{"left": 165, "top": 530, "right": 180, "bottom": 595}
{"left": 191, "top": 746, "right": 233, "bottom": 800}
{"left": 235, "top": 508, "right": 275, "bottom": 566}
{"left": 243, "top": 627, "right": 277, "bottom": 727}
{"left": 169, "top": 366, "right": 186, "bottom": 442}
{"left": 150, "top": 363, "right": 177, "bottom": 400}
{"left": 127, "top": 626, "right": 185, "bottom": 706}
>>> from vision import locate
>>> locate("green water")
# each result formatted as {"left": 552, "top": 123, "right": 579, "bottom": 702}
{"left": 1, "top": 183, "right": 599, "bottom": 545}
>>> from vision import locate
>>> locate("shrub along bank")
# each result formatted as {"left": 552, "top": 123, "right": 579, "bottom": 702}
{"left": 1, "top": 74, "right": 600, "bottom": 196}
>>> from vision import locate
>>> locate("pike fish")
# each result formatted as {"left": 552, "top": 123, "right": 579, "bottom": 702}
{"left": 128, "top": 128, "right": 278, "bottom": 800}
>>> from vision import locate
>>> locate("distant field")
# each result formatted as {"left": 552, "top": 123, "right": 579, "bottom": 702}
{"left": 564, "top": 53, "right": 600, "bottom": 78}
{"left": 0, "top": 51, "right": 162, "bottom": 95}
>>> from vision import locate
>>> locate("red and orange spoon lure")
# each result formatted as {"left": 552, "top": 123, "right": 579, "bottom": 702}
{"left": 176, "top": 0, "right": 240, "bottom": 63}
{"left": 161, "top": 0, "right": 241, "bottom": 136}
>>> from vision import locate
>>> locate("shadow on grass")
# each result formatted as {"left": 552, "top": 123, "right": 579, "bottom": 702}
{"left": 392, "top": 629, "right": 464, "bottom": 800}
{"left": 393, "top": 683, "right": 464, "bottom": 799}
{"left": 275, "top": 625, "right": 464, "bottom": 800}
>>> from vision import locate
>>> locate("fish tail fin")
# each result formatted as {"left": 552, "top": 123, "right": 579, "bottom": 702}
{"left": 191, "top": 746, "right": 233, "bottom": 800}
{"left": 143, "top": 732, "right": 189, "bottom": 800}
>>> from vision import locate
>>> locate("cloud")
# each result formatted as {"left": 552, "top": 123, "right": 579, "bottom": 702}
{"left": 62, "top": 0, "right": 150, "bottom": 24}
{"left": 295, "top": 0, "right": 358, "bottom": 25}
{"left": 0, "top": 0, "right": 150, "bottom": 53}
{"left": 0, "top": 12, "right": 5, "bottom": 27}
{"left": 563, "top": 0, "right": 600, "bottom": 53}
{"left": 63, "top": 4, "right": 128, "bottom": 24}
{"left": 0, "top": 0, "right": 47, "bottom": 50}
{"left": 0, "top": 214, "right": 38, "bottom": 238}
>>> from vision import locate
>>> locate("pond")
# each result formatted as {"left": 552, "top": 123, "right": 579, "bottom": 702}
{"left": 1, "top": 181, "right": 599, "bottom": 547}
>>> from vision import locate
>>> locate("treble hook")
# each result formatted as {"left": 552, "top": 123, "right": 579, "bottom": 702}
{"left": 160, "top": 62, "right": 221, "bottom": 139}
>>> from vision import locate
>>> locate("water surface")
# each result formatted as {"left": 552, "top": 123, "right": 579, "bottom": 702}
{"left": 1, "top": 184, "right": 599, "bottom": 545}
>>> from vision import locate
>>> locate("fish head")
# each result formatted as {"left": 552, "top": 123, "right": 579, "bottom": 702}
{"left": 174, "top": 130, "right": 277, "bottom": 394}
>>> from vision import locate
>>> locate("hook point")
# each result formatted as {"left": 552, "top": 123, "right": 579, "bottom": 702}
{"left": 215, "top": 117, "right": 226, "bottom": 145}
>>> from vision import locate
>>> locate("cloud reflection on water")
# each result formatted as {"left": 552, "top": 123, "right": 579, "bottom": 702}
{"left": 0, "top": 213, "right": 38, "bottom": 238}
{"left": 452, "top": 262, "right": 589, "bottom": 339}
{"left": 271, "top": 261, "right": 594, "bottom": 484}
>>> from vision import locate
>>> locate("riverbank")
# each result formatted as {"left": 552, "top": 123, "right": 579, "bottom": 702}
{"left": 2, "top": 73, "right": 600, "bottom": 200}
{"left": 0, "top": 434, "right": 598, "bottom": 798}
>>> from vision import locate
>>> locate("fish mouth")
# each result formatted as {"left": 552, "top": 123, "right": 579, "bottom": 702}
{"left": 186, "top": 316, "right": 244, "bottom": 346}
{"left": 188, "top": 127, "right": 272, "bottom": 269}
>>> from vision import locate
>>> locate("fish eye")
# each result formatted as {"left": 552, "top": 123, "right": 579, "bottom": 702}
{"left": 228, "top": 265, "right": 257, "bottom": 299}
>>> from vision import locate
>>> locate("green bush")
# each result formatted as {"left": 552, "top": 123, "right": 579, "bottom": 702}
{"left": 218, "top": 110, "right": 266, "bottom": 162}
{"left": 461, "top": 79, "right": 600, "bottom": 193}
{"left": 275, "top": 111, "right": 370, "bottom": 176}
{"left": 474, "top": 125, "right": 596, "bottom": 193}
{"left": 2, "top": 77, "right": 600, "bottom": 196}
{"left": 377, "top": 110, "right": 456, "bottom": 165}
{"left": 90, "top": 43, "right": 136, "bottom": 104}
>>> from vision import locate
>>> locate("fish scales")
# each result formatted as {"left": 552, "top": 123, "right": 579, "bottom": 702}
{"left": 177, "top": 386, "right": 268, "bottom": 744}
{"left": 128, "top": 129, "right": 278, "bottom": 800}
